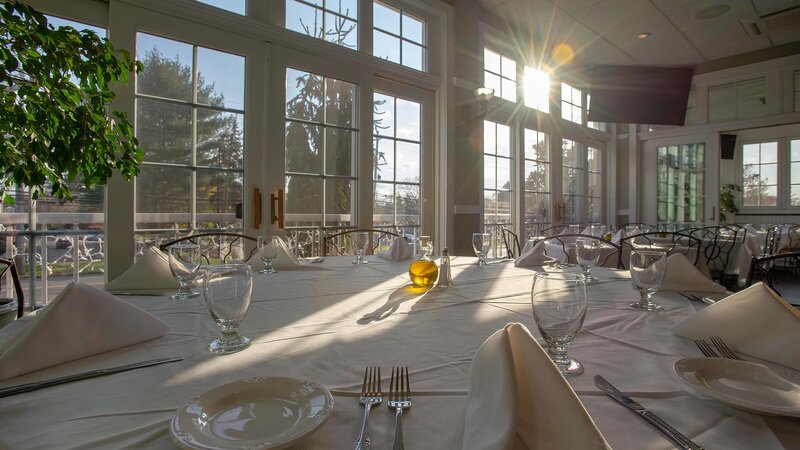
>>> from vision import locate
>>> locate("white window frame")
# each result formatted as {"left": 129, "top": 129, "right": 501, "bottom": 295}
{"left": 735, "top": 127, "right": 800, "bottom": 213}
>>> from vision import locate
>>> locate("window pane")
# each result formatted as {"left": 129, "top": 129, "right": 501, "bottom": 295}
{"left": 373, "top": 182, "right": 394, "bottom": 225}
{"left": 374, "top": 93, "right": 395, "bottom": 137}
{"left": 483, "top": 121, "right": 496, "bottom": 155}
{"left": 285, "top": 175, "right": 322, "bottom": 226}
{"left": 136, "top": 33, "right": 193, "bottom": 101}
{"left": 397, "top": 184, "right": 419, "bottom": 225}
{"left": 501, "top": 56, "right": 516, "bottom": 80}
{"left": 325, "top": 77, "right": 355, "bottom": 127}
{"left": 484, "top": 72, "right": 502, "bottom": 98}
{"left": 197, "top": 110, "right": 244, "bottom": 169}
{"left": 791, "top": 139, "right": 800, "bottom": 161}
{"left": 402, "top": 41, "right": 423, "bottom": 71}
{"left": 286, "top": 0, "right": 323, "bottom": 39}
{"left": 373, "top": 137, "right": 394, "bottom": 181}
{"left": 286, "top": 68, "right": 323, "bottom": 122}
{"left": 136, "top": 166, "right": 191, "bottom": 228}
{"left": 792, "top": 161, "right": 800, "bottom": 185}
{"left": 484, "top": 192, "right": 496, "bottom": 221}
{"left": 761, "top": 185, "right": 778, "bottom": 206}
{"left": 501, "top": 78, "right": 516, "bottom": 102}
{"left": 285, "top": 122, "right": 322, "bottom": 173}
{"left": 335, "top": 0, "right": 359, "bottom": 20}
{"left": 325, "top": 13, "right": 358, "bottom": 49}
{"left": 326, "top": 128, "right": 354, "bottom": 176}
{"left": 396, "top": 141, "right": 419, "bottom": 183}
{"left": 197, "top": 47, "right": 245, "bottom": 110}
{"left": 791, "top": 185, "right": 800, "bottom": 206}
{"left": 396, "top": 99, "right": 420, "bottom": 141}
{"left": 761, "top": 142, "right": 778, "bottom": 163}
{"left": 484, "top": 155, "right": 496, "bottom": 189}
{"left": 742, "top": 144, "right": 760, "bottom": 165}
{"left": 496, "top": 191, "right": 511, "bottom": 223}
{"left": 524, "top": 67, "right": 549, "bottom": 113}
{"left": 326, "top": 178, "right": 352, "bottom": 226}
{"left": 525, "top": 161, "right": 548, "bottom": 191}
{"left": 374, "top": 2, "right": 400, "bottom": 34}
{"left": 374, "top": 30, "right": 400, "bottom": 63}
{"left": 525, "top": 130, "right": 548, "bottom": 161}
{"left": 196, "top": 0, "right": 246, "bottom": 15}
{"left": 496, "top": 123, "right": 510, "bottom": 157}
{"left": 484, "top": 48, "right": 500, "bottom": 74}
{"left": 589, "top": 173, "right": 601, "bottom": 197}
{"left": 402, "top": 14, "right": 423, "bottom": 43}
{"left": 497, "top": 157, "right": 511, "bottom": 190}
{"left": 759, "top": 164, "right": 778, "bottom": 184}
{"left": 196, "top": 169, "right": 242, "bottom": 229}
{"left": 136, "top": 99, "right": 192, "bottom": 164}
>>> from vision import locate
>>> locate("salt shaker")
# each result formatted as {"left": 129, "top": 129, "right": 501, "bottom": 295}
{"left": 437, "top": 247, "right": 454, "bottom": 288}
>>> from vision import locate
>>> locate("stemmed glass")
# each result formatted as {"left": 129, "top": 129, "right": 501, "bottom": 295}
{"left": 629, "top": 250, "right": 667, "bottom": 311}
{"left": 472, "top": 233, "right": 491, "bottom": 266}
{"left": 168, "top": 243, "right": 201, "bottom": 300}
{"left": 576, "top": 238, "right": 601, "bottom": 282}
{"left": 352, "top": 231, "right": 370, "bottom": 265}
{"left": 257, "top": 236, "right": 279, "bottom": 274}
{"left": 531, "top": 272, "right": 587, "bottom": 376}
{"left": 203, "top": 263, "right": 253, "bottom": 354}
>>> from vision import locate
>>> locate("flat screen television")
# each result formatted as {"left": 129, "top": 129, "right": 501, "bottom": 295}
{"left": 586, "top": 65, "right": 693, "bottom": 126}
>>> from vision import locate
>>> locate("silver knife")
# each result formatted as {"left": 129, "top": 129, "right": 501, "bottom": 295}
{"left": 0, "top": 356, "right": 183, "bottom": 398}
{"left": 594, "top": 375, "right": 704, "bottom": 450}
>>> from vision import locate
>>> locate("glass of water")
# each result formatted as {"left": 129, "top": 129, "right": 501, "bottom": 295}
{"left": 257, "top": 236, "right": 279, "bottom": 274}
{"left": 203, "top": 263, "right": 253, "bottom": 354}
{"left": 629, "top": 250, "right": 667, "bottom": 311}
{"left": 531, "top": 272, "right": 587, "bottom": 376}
{"left": 168, "top": 243, "right": 201, "bottom": 300}
{"left": 576, "top": 238, "right": 601, "bottom": 282}
{"left": 472, "top": 233, "right": 491, "bottom": 266}
{"left": 352, "top": 231, "right": 370, "bottom": 265}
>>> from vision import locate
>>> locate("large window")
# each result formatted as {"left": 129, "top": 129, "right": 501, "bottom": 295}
{"left": 742, "top": 141, "right": 779, "bottom": 207}
{"left": 373, "top": 93, "right": 421, "bottom": 227}
{"left": 657, "top": 143, "right": 704, "bottom": 225}
{"left": 523, "top": 129, "right": 550, "bottom": 237}
{"left": 373, "top": 1, "right": 425, "bottom": 71}
{"left": 284, "top": 68, "right": 357, "bottom": 228}
{"left": 587, "top": 147, "right": 602, "bottom": 222}
{"left": 285, "top": 0, "right": 359, "bottom": 50}
{"left": 561, "top": 139, "right": 585, "bottom": 224}
{"left": 483, "top": 121, "right": 512, "bottom": 226}
{"left": 708, "top": 77, "right": 767, "bottom": 122}
{"left": 135, "top": 33, "right": 245, "bottom": 233}
{"left": 561, "top": 82, "right": 582, "bottom": 124}
{"left": 483, "top": 48, "right": 516, "bottom": 102}
{"left": 524, "top": 67, "right": 549, "bottom": 113}
{"left": 792, "top": 139, "right": 800, "bottom": 206}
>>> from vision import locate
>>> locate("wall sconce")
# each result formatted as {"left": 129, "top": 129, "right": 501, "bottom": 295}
{"left": 474, "top": 87, "right": 495, "bottom": 118}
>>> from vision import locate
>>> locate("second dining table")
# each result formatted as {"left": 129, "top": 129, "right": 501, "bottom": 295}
{"left": 0, "top": 256, "right": 798, "bottom": 449}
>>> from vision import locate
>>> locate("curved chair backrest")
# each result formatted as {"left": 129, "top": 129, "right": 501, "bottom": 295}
{"left": 685, "top": 225, "right": 746, "bottom": 279}
{"left": 618, "top": 232, "right": 701, "bottom": 270}
{"left": 159, "top": 232, "right": 257, "bottom": 265}
{"left": 501, "top": 228, "right": 521, "bottom": 259}
{"left": 0, "top": 257, "right": 24, "bottom": 327}
{"left": 787, "top": 225, "right": 800, "bottom": 252}
{"left": 745, "top": 251, "right": 800, "bottom": 297}
{"left": 763, "top": 225, "right": 783, "bottom": 256}
{"left": 541, "top": 225, "right": 565, "bottom": 237}
{"left": 542, "top": 234, "right": 621, "bottom": 268}
{"left": 323, "top": 229, "right": 400, "bottom": 256}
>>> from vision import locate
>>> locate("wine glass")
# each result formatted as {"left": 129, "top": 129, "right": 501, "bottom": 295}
{"left": 629, "top": 250, "right": 667, "bottom": 311}
{"left": 472, "top": 233, "right": 491, "bottom": 266}
{"left": 203, "top": 263, "right": 253, "bottom": 354}
{"left": 531, "top": 272, "right": 587, "bottom": 376}
{"left": 576, "top": 238, "right": 601, "bottom": 282}
{"left": 257, "top": 236, "right": 279, "bottom": 274}
{"left": 168, "top": 243, "right": 201, "bottom": 300}
{"left": 352, "top": 231, "right": 370, "bottom": 265}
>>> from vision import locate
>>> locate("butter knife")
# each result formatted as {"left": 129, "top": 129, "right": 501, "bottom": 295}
{"left": 594, "top": 375, "right": 704, "bottom": 450}
{"left": 0, "top": 356, "right": 183, "bottom": 398}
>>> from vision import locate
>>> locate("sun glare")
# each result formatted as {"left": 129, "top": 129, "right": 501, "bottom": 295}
{"left": 524, "top": 67, "right": 550, "bottom": 113}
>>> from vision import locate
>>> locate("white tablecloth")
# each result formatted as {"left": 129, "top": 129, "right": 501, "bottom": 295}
{"left": 1, "top": 257, "right": 798, "bottom": 449}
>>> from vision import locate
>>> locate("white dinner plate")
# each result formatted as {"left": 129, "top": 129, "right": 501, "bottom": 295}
{"left": 170, "top": 376, "right": 334, "bottom": 450}
{"left": 674, "top": 357, "right": 800, "bottom": 417}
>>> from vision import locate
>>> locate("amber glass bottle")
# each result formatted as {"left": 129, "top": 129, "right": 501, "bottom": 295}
{"left": 409, "top": 236, "right": 438, "bottom": 288}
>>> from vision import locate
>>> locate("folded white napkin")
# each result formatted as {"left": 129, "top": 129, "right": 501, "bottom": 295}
{"left": 672, "top": 283, "right": 800, "bottom": 370}
{"left": 250, "top": 237, "right": 301, "bottom": 270}
{"left": 0, "top": 282, "right": 170, "bottom": 380}
{"left": 514, "top": 241, "right": 556, "bottom": 267}
{"left": 462, "top": 323, "right": 610, "bottom": 450}
{"left": 610, "top": 229, "right": 625, "bottom": 244}
{"left": 659, "top": 253, "right": 726, "bottom": 293}
{"left": 105, "top": 246, "right": 179, "bottom": 293}
{"left": 581, "top": 225, "right": 593, "bottom": 236}
{"left": 378, "top": 236, "right": 412, "bottom": 261}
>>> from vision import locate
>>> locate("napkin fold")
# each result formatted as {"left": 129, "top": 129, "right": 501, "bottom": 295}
{"left": 378, "top": 236, "right": 413, "bottom": 261}
{"left": 250, "top": 237, "right": 301, "bottom": 270}
{"left": 610, "top": 229, "right": 625, "bottom": 244}
{"left": 659, "top": 253, "right": 726, "bottom": 293}
{"left": 514, "top": 241, "right": 556, "bottom": 267}
{"left": 672, "top": 282, "right": 800, "bottom": 370}
{"left": 105, "top": 246, "right": 179, "bottom": 293}
{"left": 462, "top": 323, "right": 610, "bottom": 450}
{"left": 0, "top": 282, "right": 170, "bottom": 380}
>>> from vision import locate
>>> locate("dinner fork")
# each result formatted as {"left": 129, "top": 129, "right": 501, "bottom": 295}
{"left": 695, "top": 339, "right": 719, "bottom": 357}
{"left": 388, "top": 367, "right": 411, "bottom": 450}
{"left": 354, "top": 366, "right": 382, "bottom": 450}
{"left": 710, "top": 336, "right": 741, "bottom": 360}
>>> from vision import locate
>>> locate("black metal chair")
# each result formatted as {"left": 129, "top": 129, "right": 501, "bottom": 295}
{"left": 0, "top": 257, "right": 24, "bottom": 328}
{"left": 618, "top": 232, "right": 701, "bottom": 270}
{"left": 621, "top": 223, "right": 656, "bottom": 233}
{"left": 501, "top": 228, "right": 521, "bottom": 259}
{"left": 323, "top": 229, "right": 400, "bottom": 256}
{"left": 541, "top": 234, "right": 621, "bottom": 268}
{"left": 541, "top": 225, "right": 565, "bottom": 237}
{"left": 686, "top": 225, "right": 747, "bottom": 285}
{"left": 159, "top": 232, "right": 258, "bottom": 265}
{"left": 745, "top": 251, "right": 800, "bottom": 299}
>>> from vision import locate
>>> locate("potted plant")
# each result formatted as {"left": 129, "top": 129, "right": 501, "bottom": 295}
{"left": 720, "top": 184, "right": 741, "bottom": 223}
{"left": 0, "top": 1, "right": 143, "bottom": 206}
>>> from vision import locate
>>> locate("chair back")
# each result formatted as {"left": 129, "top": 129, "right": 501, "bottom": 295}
{"left": 541, "top": 234, "right": 621, "bottom": 268}
{"left": 323, "top": 229, "right": 400, "bottom": 256}
{"left": 685, "top": 225, "right": 745, "bottom": 280}
{"left": 501, "top": 228, "right": 521, "bottom": 259}
{"left": 0, "top": 257, "right": 24, "bottom": 328}
{"left": 745, "top": 251, "right": 800, "bottom": 297}
{"left": 159, "top": 232, "right": 257, "bottom": 265}
{"left": 541, "top": 225, "right": 564, "bottom": 237}
{"left": 622, "top": 223, "right": 656, "bottom": 233}
{"left": 618, "top": 232, "right": 701, "bottom": 270}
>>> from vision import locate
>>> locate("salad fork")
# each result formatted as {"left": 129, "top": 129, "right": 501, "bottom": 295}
{"left": 388, "top": 367, "right": 412, "bottom": 450}
{"left": 354, "top": 366, "right": 382, "bottom": 450}
{"left": 710, "top": 336, "right": 741, "bottom": 360}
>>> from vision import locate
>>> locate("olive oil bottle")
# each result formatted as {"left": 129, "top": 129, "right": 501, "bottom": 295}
{"left": 409, "top": 236, "right": 438, "bottom": 288}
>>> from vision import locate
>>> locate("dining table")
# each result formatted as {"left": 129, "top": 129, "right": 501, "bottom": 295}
{"left": 0, "top": 256, "right": 798, "bottom": 449}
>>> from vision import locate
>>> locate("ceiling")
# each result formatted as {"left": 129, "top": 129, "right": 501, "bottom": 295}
{"left": 478, "top": 0, "right": 800, "bottom": 67}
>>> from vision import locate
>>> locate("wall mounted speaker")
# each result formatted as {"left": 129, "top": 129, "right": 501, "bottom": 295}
{"left": 721, "top": 134, "right": 737, "bottom": 160}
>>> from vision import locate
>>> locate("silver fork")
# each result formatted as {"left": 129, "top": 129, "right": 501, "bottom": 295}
{"left": 695, "top": 339, "right": 719, "bottom": 357}
{"left": 388, "top": 367, "right": 412, "bottom": 450}
{"left": 354, "top": 366, "right": 382, "bottom": 450}
{"left": 710, "top": 336, "right": 741, "bottom": 360}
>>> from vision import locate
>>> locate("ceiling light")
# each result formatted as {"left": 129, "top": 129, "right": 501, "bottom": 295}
{"left": 637, "top": 32, "right": 650, "bottom": 39}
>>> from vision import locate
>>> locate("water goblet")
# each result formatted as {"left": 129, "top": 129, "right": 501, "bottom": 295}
{"left": 168, "top": 243, "right": 201, "bottom": 300}
{"left": 257, "top": 235, "right": 279, "bottom": 274}
{"left": 576, "top": 238, "right": 601, "bottom": 282}
{"left": 472, "top": 233, "right": 491, "bottom": 266}
{"left": 203, "top": 263, "right": 253, "bottom": 354}
{"left": 531, "top": 272, "right": 587, "bottom": 376}
{"left": 629, "top": 250, "right": 667, "bottom": 311}
{"left": 352, "top": 231, "right": 370, "bottom": 265}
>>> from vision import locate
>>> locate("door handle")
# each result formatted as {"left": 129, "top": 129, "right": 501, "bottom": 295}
{"left": 253, "top": 188, "right": 262, "bottom": 229}
{"left": 710, "top": 206, "right": 716, "bottom": 222}
{"left": 270, "top": 189, "right": 285, "bottom": 229}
